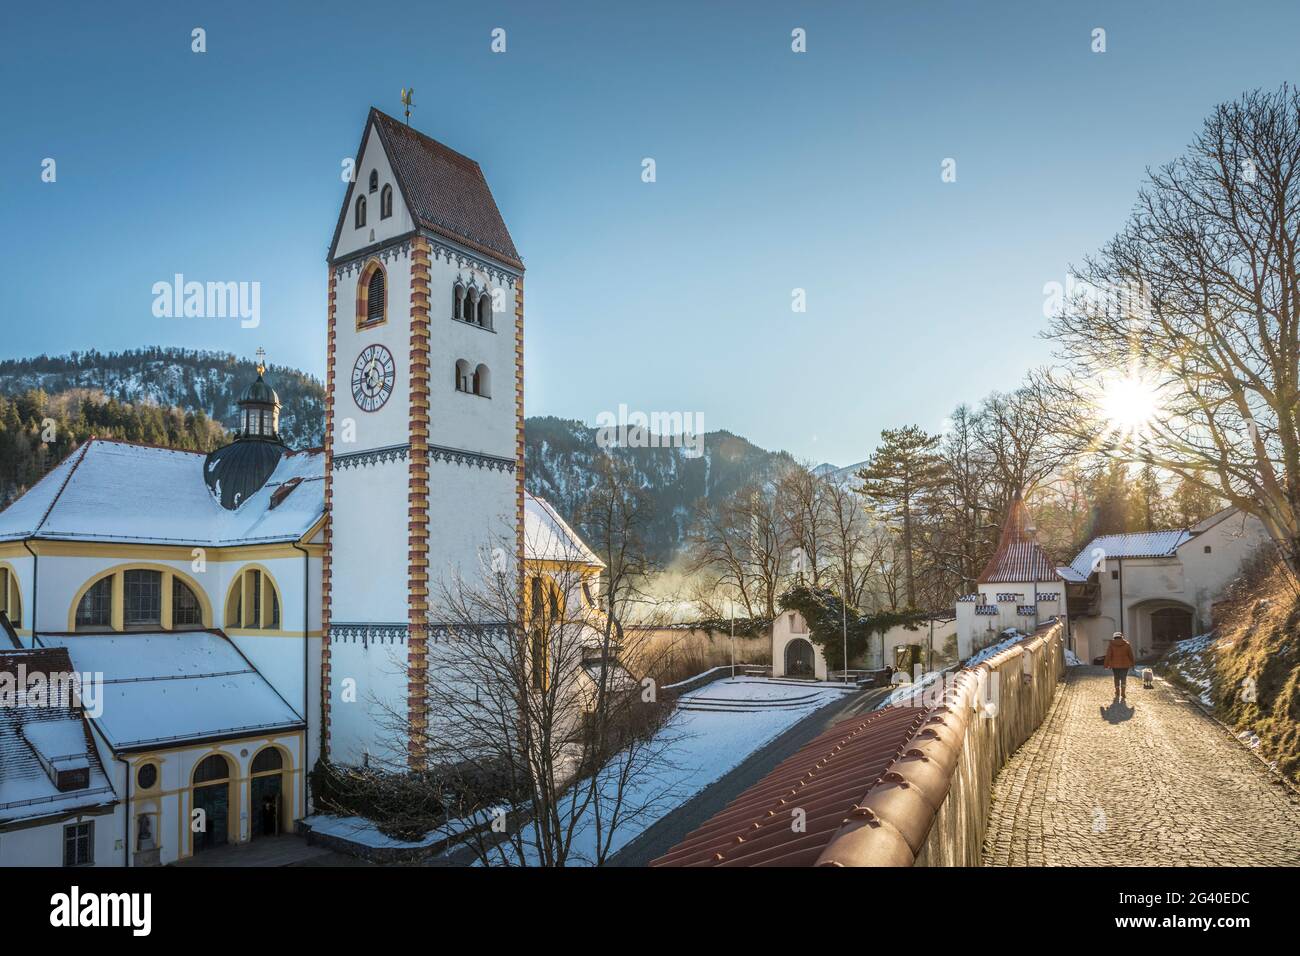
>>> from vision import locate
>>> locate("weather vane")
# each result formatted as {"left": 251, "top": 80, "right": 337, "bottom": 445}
{"left": 401, "top": 87, "right": 415, "bottom": 124}
{"left": 255, "top": 346, "right": 266, "bottom": 376}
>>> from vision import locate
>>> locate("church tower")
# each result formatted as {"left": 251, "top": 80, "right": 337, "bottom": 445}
{"left": 323, "top": 108, "right": 524, "bottom": 768}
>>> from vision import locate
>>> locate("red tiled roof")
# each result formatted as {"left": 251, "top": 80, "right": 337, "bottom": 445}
{"left": 328, "top": 109, "right": 523, "bottom": 271}
{"left": 978, "top": 495, "right": 1059, "bottom": 584}
{"left": 650, "top": 705, "right": 930, "bottom": 867}
{"left": 377, "top": 109, "right": 522, "bottom": 268}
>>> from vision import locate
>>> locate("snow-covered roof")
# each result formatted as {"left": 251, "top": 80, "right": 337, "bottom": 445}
{"left": 1067, "top": 530, "right": 1192, "bottom": 578}
{"left": 524, "top": 493, "right": 604, "bottom": 568}
{"left": 0, "top": 647, "right": 117, "bottom": 824}
{"left": 1056, "top": 565, "right": 1089, "bottom": 583}
{"left": 40, "top": 631, "right": 303, "bottom": 751}
{"left": 0, "top": 438, "right": 324, "bottom": 547}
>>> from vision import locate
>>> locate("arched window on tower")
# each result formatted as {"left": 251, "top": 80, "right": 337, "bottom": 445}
{"left": 453, "top": 282, "right": 464, "bottom": 320}
{"left": 454, "top": 359, "right": 471, "bottom": 393}
{"left": 368, "top": 170, "right": 378, "bottom": 193}
{"left": 355, "top": 195, "right": 367, "bottom": 228}
{"left": 463, "top": 288, "right": 476, "bottom": 322}
{"left": 358, "top": 261, "right": 386, "bottom": 328}
{"left": 380, "top": 184, "right": 393, "bottom": 219}
{"left": 473, "top": 364, "right": 491, "bottom": 398}
{"left": 477, "top": 290, "right": 492, "bottom": 328}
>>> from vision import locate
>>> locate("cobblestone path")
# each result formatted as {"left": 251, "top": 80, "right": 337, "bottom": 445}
{"left": 983, "top": 666, "right": 1300, "bottom": 866}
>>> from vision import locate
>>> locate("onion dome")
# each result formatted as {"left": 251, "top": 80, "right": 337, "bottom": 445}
{"left": 204, "top": 351, "right": 285, "bottom": 510}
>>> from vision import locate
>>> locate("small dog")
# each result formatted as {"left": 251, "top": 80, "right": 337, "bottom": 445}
{"left": 1141, "top": 667, "right": 1154, "bottom": 689}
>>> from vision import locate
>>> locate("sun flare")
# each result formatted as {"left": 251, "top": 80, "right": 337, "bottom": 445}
{"left": 1094, "top": 371, "right": 1164, "bottom": 441}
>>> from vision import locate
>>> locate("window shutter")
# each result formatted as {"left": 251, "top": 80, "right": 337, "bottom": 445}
{"left": 367, "top": 270, "right": 385, "bottom": 324}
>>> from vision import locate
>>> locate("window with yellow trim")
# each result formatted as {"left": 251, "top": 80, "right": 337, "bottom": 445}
{"left": 75, "top": 577, "right": 113, "bottom": 631}
{"left": 226, "top": 567, "right": 282, "bottom": 630}
{"left": 72, "top": 567, "right": 208, "bottom": 633}
{"left": 0, "top": 566, "right": 21, "bottom": 628}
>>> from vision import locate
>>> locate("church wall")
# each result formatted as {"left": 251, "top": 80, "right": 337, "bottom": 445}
{"left": 333, "top": 250, "right": 416, "bottom": 452}
{"left": 328, "top": 464, "right": 409, "bottom": 620}
{"left": 225, "top": 553, "right": 314, "bottom": 717}
{"left": 425, "top": 253, "right": 518, "bottom": 457}
{"left": 122, "top": 731, "right": 304, "bottom": 865}
{"left": 327, "top": 638, "right": 409, "bottom": 766}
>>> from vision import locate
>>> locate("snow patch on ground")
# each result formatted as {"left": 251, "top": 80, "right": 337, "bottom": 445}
{"left": 303, "top": 814, "right": 444, "bottom": 850}
{"left": 1161, "top": 633, "right": 1216, "bottom": 707}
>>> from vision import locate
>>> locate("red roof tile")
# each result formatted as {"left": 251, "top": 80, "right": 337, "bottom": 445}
{"left": 650, "top": 705, "right": 930, "bottom": 867}
{"left": 978, "top": 495, "right": 1059, "bottom": 584}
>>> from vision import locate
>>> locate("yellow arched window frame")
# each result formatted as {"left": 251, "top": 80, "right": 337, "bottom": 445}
{"left": 0, "top": 562, "right": 23, "bottom": 629}
{"left": 355, "top": 257, "right": 388, "bottom": 330}
{"left": 67, "top": 563, "right": 212, "bottom": 632}
{"left": 224, "top": 565, "right": 283, "bottom": 631}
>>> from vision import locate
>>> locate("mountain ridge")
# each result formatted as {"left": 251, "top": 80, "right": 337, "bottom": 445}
{"left": 0, "top": 350, "right": 807, "bottom": 559}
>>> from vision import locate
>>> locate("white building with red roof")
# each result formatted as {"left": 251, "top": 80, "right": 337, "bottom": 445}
{"left": 954, "top": 495, "right": 1068, "bottom": 659}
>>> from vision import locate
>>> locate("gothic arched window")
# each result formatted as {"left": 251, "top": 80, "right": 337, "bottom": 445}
{"left": 380, "top": 184, "right": 393, "bottom": 219}
{"left": 477, "top": 290, "right": 491, "bottom": 328}
{"left": 355, "top": 195, "right": 367, "bottom": 228}
{"left": 463, "top": 288, "right": 476, "bottom": 322}
{"left": 453, "top": 282, "right": 464, "bottom": 320}
{"left": 455, "top": 359, "right": 471, "bottom": 393}
{"left": 368, "top": 170, "right": 378, "bottom": 193}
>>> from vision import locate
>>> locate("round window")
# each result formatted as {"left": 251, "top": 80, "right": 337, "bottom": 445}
{"left": 136, "top": 763, "right": 158, "bottom": 790}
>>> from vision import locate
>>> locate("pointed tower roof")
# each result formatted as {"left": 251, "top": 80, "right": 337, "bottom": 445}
{"left": 977, "top": 494, "right": 1060, "bottom": 584}
{"left": 327, "top": 108, "right": 522, "bottom": 270}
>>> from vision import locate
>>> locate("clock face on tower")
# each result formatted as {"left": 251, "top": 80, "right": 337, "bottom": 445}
{"left": 351, "top": 344, "right": 396, "bottom": 412}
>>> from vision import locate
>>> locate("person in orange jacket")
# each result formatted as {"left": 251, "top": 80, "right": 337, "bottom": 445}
{"left": 1102, "top": 631, "right": 1136, "bottom": 700}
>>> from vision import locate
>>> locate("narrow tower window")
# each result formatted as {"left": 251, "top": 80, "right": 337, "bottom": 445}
{"left": 355, "top": 195, "right": 367, "bottom": 228}
{"left": 380, "top": 184, "right": 393, "bottom": 219}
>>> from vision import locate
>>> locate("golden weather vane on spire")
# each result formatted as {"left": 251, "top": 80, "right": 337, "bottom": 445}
{"left": 401, "top": 87, "right": 415, "bottom": 124}
{"left": 255, "top": 346, "right": 267, "bottom": 376}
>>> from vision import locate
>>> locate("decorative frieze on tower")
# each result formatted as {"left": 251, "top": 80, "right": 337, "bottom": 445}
{"left": 323, "top": 108, "right": 524, "bottom": 768}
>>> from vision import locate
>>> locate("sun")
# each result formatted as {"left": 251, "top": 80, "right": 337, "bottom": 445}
{"left": 1094, "top": 370, "right": 1164, "bottom": 441}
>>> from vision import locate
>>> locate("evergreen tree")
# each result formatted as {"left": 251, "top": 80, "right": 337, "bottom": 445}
{"left": 855, "top": 426, "right": 944, "bottom": 608}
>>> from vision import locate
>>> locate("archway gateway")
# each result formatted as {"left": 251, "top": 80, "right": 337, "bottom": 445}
{"left": 785, "top": 637, "right": 816, "bottom": 677}
{"left": 1149, "top": 606, "right": 1193, "bottom": 651}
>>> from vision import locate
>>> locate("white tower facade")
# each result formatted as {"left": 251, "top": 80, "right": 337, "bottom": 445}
{"left": 323, "top": 109, "right": 523, "bottom": 768}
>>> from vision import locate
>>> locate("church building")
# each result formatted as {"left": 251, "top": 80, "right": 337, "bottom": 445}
{"left": 0, "top": 108, "right": 600, "bottom": 866}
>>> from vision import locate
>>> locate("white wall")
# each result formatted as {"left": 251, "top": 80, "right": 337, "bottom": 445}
{"left": 771, "top": 611, "right": 827, "bottom": 680}
{"left": 955, "top": 581, "right": 1067, "bottom": 659}
{"left": 0, "top": 808, "right": 118, "bottom": 867}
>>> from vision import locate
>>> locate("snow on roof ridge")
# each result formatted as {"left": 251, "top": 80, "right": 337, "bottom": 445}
{"left": 89, "top": 436, "right": 208, "bottom": 456}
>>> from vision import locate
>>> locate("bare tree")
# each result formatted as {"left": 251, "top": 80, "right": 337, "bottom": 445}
{"left": 686, "top": 483, "right": 789, "bottom": 620}
{"left": 358, "top": 470, "right": 683, "bottom": 867}
{"left": 776, "top": 463, "right": 830, "bottom": 587}
{"left": 1040, "top": 85, "right": 1300, "bottom": 569}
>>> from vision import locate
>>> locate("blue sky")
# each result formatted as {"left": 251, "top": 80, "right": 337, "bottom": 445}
{"left": 2, "top": 1, "right": 1297, "bottom": 466}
